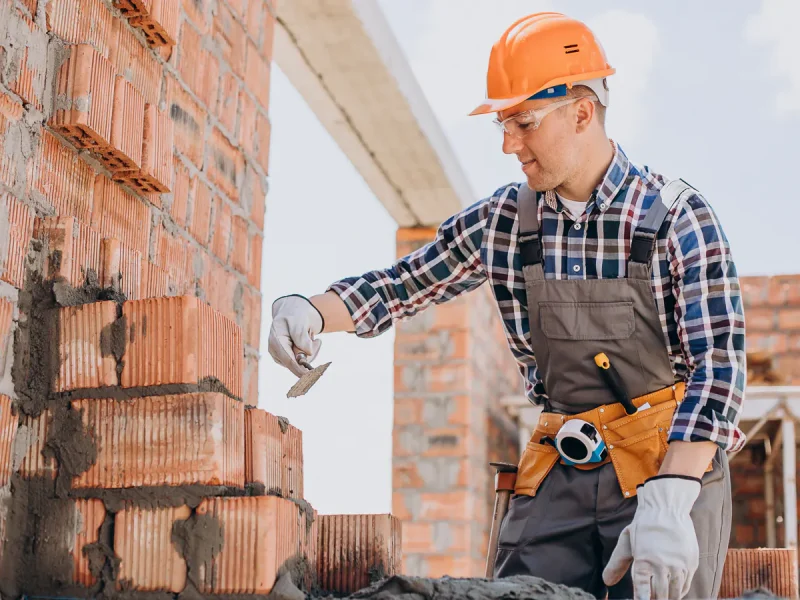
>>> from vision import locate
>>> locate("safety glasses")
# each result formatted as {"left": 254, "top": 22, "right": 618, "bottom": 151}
{"left": 493, "top": 97, "right": 593, "bottom": 138}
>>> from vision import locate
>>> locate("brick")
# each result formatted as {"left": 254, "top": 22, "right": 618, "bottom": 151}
{"left": 122, "top": 296, "right": 243, "bottom": 397}
{"left": 32, "top": 131, "right": 94, "bottom": 222}
{"left": 745, "top": 307, "right": 777, "bottom": 331}
{"left": 230, "top": 215, "right": 249, "bottom": 274}
{"left": 73, "top": 393, "right": 244, "bottom": 488}
{"left": 5, "top": 12, "right": 48, "bottom": 110}
{"left": 189, "top": 182, "right": 213, "bottom": 245}
{"left": 140, "top": 260, "right": 170, "bottom": 298}
{"left": 424, "top": 555, "right": 473, "bottom": 578}
{"left": 169, "top": 156, "right": 192, "bottom": 227}
{"left": 395, "top": 329, "right": 469, "bottom": 363}
{"left": 89, "top": 76, "right": 147, "bottom": 173}
{"left": 73, "top": 499, "right": 107, "bottom": 587}
{"left": 243, "top": 353, "right": 258, "bottom": 407}
{"left": 241, "top": 285, "right": 261, "bottom": 348}
{"left": 282, "top": 420, "right": 303, "bottom": 499}
{"left": 178, "top": 21, "right": 219, "bottom": 107}
{"left": 51, "top": 45, "right": 116, "bottom": 149}
{"left": 0, "top": 300, "right": 12, "bottom": 375}
{"left": 394, "top": 363, "right": 469, "bottom": 395}
{"left": 261, "top": 4, "right": 275, "bottom": 60}
{"left": 111, "top": 0, "right": 151, "bottom": 17}
{"left": 216, "top": 70, "right": 240, "bottom": 136}
{"left": 0, "top": 193, "right": 34, "bottom": 288}
{"left": 18, "top": 410, "right": 57, "bottom": 478}
{"left": 245, "top": 0, "right": 267, "bottom": 46}
{"left": 154, "top": 226, "right": 194, "bottom": 295}
{"left": 112, "top": 21, "right": 162, "bottom": 105}
{"left": 419, "top": 491, "right": 470, "bottom": 521}
{"left": 55, "top": 301, "right": 118, "bottom": 392}
{"left": 778, "top": 308, "right": 800, "bottom": 330}
{"left": 115, "top": 505, "right": 190, "bottom": 592}
{"left": 211, "top": 196, "right": 232, "bottom": 261}
{"left": 46, "top": 0, "right": 116, "bottom": 58}
{"left": 181, "top": 0, "right": 208, "bottom": 33}
{"left": 0, "top": 395, "right": 16, "bottom": 487}
{"left": 114, "top": 104, "right": 173, "bottom": 193}
{"left": 213, "top": 2, "right": 246, "bottom": 76}
{"left": 255, "top": 106, "right": 271, "bottom": 173}
{"left": 200, "top": 257, "right": 239, "bottom": 321}
{"left": 129, "top": 0, "right": 180, "bottom": 48}
{"left": 195, "top": 496, "right": 315, "bottom": 594}
{"left": 244, "top": 408, "right": 282, "bottom": 494}
{"left": 0, "top": 99, "right": 25, "bottom": 191}
{"left": 208, "top": 128, "right": 243, "bottom": 201}
{"left": 92, "top": 175, "right": 152, "bottom": 258}
{"left": 767, "top": 275, "right": 800, "bottom": 306}
{"left": 720, "top": 548, "right": 798, "bottom": 599}
{"left": 225, "top": 0, "right": 245, "bottom": 18}
{"left": 317, "top": 514, "right": 402, "bottom": 594}
{"left": 168, "top": 77, "right": 206, "bottom": 168}
{"left": 245, "top": 39, "right": 269, "bottom": 109}
{"left": 238, "top": 90, "right": 257, "bottom": 157}
{"left": 746, "top": 332, "right": 789, "bottom": 355}
{"left": 34, "top": 216, "right": 103, "bottom": 287}
{"left": 248, "top": 233, "right": 262, "bottom": 289}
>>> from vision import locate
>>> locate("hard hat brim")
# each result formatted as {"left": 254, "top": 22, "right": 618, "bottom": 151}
{"left": 468, "top": 67, "right": 616, "bottom": 116}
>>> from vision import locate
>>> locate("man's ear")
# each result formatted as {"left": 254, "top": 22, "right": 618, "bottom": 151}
{"left": 574, "top": 98, "right": 596, "bottom": 133}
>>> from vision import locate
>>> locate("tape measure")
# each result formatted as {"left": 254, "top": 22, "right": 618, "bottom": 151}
{"left": 554, "top": 419, "right": 608, "bottom": 466}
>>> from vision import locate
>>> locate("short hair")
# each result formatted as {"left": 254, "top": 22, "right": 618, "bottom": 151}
{"left": 567, "top": 84, "right": 606, "bottom": 128}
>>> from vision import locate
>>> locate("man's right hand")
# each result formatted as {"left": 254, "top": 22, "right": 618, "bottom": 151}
{"left": 268, "top": 295, "right": 325, "bottom": 377}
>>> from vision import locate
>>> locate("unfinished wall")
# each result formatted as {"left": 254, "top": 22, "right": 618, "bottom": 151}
{"left": 392, "top": 228, "right": 520, "bottom": 578}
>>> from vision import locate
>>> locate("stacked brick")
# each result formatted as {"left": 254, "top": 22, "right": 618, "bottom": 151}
{"left": 0, "top": 0, "right": 403, "bottom": 596}
{"left": 720, "top": 548, "right": 799, "bottom": 599}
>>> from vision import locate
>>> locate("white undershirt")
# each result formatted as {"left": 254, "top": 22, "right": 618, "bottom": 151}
{"left": 556, "top": 192, "right": 590, "bottom": 220}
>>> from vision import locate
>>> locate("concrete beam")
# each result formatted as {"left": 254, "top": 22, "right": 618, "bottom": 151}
{"left": 274, "top": 0, "right": 473, "bottom": 227}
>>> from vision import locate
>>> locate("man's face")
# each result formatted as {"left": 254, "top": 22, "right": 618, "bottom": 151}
{"left": 498, "top": 97, "right": 586, "bottom": 192}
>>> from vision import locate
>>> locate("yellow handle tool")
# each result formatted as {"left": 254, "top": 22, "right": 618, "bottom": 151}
{"left": 594, "top": 352, "right": 637, "bottom": 415}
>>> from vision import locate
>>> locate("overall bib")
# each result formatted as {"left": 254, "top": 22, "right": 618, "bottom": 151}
{"left": 494, "top": 182, "right": 732, "bottom": 599}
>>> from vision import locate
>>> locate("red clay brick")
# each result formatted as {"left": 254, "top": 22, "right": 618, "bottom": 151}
{"left": 211, "top": 196, "right": 232, "bottom": 261}
{"left": 243, "top": 353, "right": 258, "bottom": 407}
{"left": 317, "top": 514, "right": 402, "bottom": 594}
{"left": 168, "top": 77, "right": 206, "bottom": 168}
{"left": 122, "top": 296, "right": 243, "bottom": 397}
{"left": 225, "top": 0, "right": 245, "bottom": 18}
{"left": 195, "top": 496, "right": 315, "bottom": 594}
{"left": 248, "top": 233, "right": 262, "bottom": 289}
{"left": 169, "top": 156, "right": 192, "bottom": 227}
{"left": 246, "top": 168, "right": 266, "bottom": 230}
{"left": 32, "top": 131, "right": 94, "bottom": 222}
{"left": 100, "top": 237, "right": 121, "bottom": 289}
{"left": 51, "top": 44, "right": 116, "bottom": 149}
{"left": 0, "top": 300, "right": 12, "bottom": 375}
{"left": 18, "top": 410, "right": 57, "bottom": 479}
{"left": 73, "top": 393, "right": 244, "bottom": 488}
{"left": 199, "top": 257, "right": 238, "bottom": 322}
{"left": 230, "top": 215, "right": 249, "bottom": 274}
{"left": 425, "top": 555, "right": 473, "bottom": 578}
{"left": 154, "top": 225, "right": 194, "bottom": 295}
{"left": 245, "top": 39, "right": 270, "bottom": 110}
{"left": 778, "top": 308, "right": 800, "bottom": 330}
{"left": 34, "top": 216, "right": 102, "bottom": 287}
{"left": 213, "top": 2, "right": 246, "bottom": 76}
{"left": 178, "top": 21, "right": 219, "bottom": 108}
{"left": 189, "top": 182, "right": 213, "bottom": 245}
{"left": 129, "top": 0, "right": 180, "bottom": 48}
{"left": 181, "top": 0, "right": 208, "bottom": 33}
{"left": 1, "top": 193, "right": 34, "bottom": 288}
{"left": 100, "top": 236, "right": 144, "bottom": 299}
{"left": 0, "top": 395, "right": 16, "bottom": 487}
{"left": 46, "top": 0, "right": 116, "bottom": 58}
{"left": 111, "top": 0, "right": 151, "bottom": 17}
{"left": 89, "top": 75, "right": 147, "bottom": 173}
{"left": 73, "top": 499, "right": 106, "bottom": 587}
{"left": 255, "top": 110, "right": 271, "bottom": 173}
{"left": 244, "top": 408, "right": 283, "bottom": 493}
{"left": 216, "top": 70, "right": 240, "bottom": 136}
{"left": 0, "top": 101, "right": 24, "bottom": 191}
{"left": 261, "top": 5, "right": 275, "bottom": 61}
{"left": 140, "top": 260, "right": 171, "bottom": 298}
{"left": 245, "top": 0, "right": 267, "bottom": 45}
{"left": 55, "top": 301, "right": 118, "bottom": 392}
{"left": 419, "top": 491, "right": 470, "bottom": 521}
{"left": 7, "top": 12, "right": 47, "bottom": 111}
{"left": 241, "top": 285, "right": 261, "bottom": 348}
{"left": 208, "top": 128, "right": 243, "bottom": 201}
{"left": 92, "top": 175, "right": 152, "bottom": 258}
{"left": 113, "top": 21, "right": 162, "bottom": 105}
{"left": 720, "top": 548, "right": 798, "bottom": 599}
{"left": 238, "top": 91, "right": 256, "bottom": 158}
{"left": 282, "top": 420, "right": 303, "bottom": 499}
{"left": 114, "top": 104, "right": 173, "bottom": 193}
{"left": 115, "top": 504, "right": 190, "bottom": 592}
{"left": 72, "top": 220, "right": 103, "bottom": 286}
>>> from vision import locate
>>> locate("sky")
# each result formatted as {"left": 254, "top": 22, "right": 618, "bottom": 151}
{"left": 258, "top": 1, "right": 800, "bottom": 516}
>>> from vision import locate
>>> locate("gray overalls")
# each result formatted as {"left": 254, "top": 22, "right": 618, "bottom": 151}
{"left": 494, "top": 181, "right": 732, "bottom": 599}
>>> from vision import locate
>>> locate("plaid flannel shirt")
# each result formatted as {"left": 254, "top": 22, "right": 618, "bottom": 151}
{"left": 328, "top": 142, "right": 747, "bottom": 452}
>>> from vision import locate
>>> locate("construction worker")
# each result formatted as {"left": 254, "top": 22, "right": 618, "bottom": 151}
{"left": 268, "top": 11, "right": 744, "bottom": 600}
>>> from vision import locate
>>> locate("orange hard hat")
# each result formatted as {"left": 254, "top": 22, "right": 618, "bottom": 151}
{"left": 469, "top": 12, "right": 615, "bottom": 116}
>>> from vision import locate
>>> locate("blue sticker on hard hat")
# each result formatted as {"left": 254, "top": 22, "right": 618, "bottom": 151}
{"left": 528, "top": 84, "right": 568, "bottom": 100}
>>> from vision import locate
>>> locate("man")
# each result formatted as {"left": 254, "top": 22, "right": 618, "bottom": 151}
{"left": 268, "top": 12, "right": 745, "bottom": 600}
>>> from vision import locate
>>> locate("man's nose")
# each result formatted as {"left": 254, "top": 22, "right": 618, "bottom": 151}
{"left": 502, "top": 132, "right": 524, "bottom": 155}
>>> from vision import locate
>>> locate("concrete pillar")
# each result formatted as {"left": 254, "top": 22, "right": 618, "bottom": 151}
{"left": 392, "top": 227, "right": 521, "bottom": 577}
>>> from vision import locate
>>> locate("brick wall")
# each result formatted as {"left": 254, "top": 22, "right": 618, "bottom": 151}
{"left": 393, "top": 228, "right": 520, "bottom": 578}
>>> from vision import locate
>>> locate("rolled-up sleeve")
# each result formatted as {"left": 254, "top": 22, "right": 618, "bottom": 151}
{"left": 666, "top": 193, "right": 747, "bottom": 452}
{"left": 326, "top": 199, "right": 491, "bottom": 338}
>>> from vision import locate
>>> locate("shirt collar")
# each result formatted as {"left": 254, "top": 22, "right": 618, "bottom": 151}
{"left": 542, "top": 139, "right": 630, "bottom": 213}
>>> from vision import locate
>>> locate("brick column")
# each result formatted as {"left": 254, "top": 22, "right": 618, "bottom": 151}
{"left": 393, "top": 228, "right": 520, "bottom": 577}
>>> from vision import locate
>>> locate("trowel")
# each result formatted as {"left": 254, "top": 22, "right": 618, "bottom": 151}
{"left": 286, "top": 352, "right": 331, "bottom": 398}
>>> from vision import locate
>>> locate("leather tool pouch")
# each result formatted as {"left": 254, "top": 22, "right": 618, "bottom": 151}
{"left": 513, "top": 384, "right": 711, "bottom": 498}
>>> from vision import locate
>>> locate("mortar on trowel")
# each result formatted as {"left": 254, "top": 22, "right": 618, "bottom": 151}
{"left": 286, "top": 352, "right": 331, "bottom": 398}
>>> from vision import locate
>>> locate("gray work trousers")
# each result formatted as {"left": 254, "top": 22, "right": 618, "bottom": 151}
{"left": 494, "top": 449, "right": 731, "bottom": 599}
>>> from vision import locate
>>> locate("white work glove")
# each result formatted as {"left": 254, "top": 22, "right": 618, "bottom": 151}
{"left": 603, "top": 475, "right": 702, "bottom": 600}
{"left": 268, "top": 294, "right": 324, "bottom": 378}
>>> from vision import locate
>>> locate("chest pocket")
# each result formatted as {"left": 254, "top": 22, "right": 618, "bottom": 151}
{"left": 540, "top": 301, "right": 636, "bottom": 341}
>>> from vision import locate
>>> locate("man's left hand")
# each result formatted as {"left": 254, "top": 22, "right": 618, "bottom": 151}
{"left": 602, "top": 475, "right": 702, "bottom": 600}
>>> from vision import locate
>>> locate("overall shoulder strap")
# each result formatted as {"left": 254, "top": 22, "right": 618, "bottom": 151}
{"left": 629, "top": 178, "right": 694, "bottom": 265}
{"left": 517, "top": 183, "right": 543, "bottom": 267}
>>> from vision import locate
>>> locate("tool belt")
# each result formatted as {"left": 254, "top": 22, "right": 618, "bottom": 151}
{"left": 514, "top": 382, "right": 711, "bottom": 499}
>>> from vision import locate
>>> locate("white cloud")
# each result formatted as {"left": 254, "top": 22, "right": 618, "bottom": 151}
{"left": 587, "top": 10, "right": 659, "bottom": 146}
{"left": 745, "top": 0, "right": 800, "bottom": 116}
